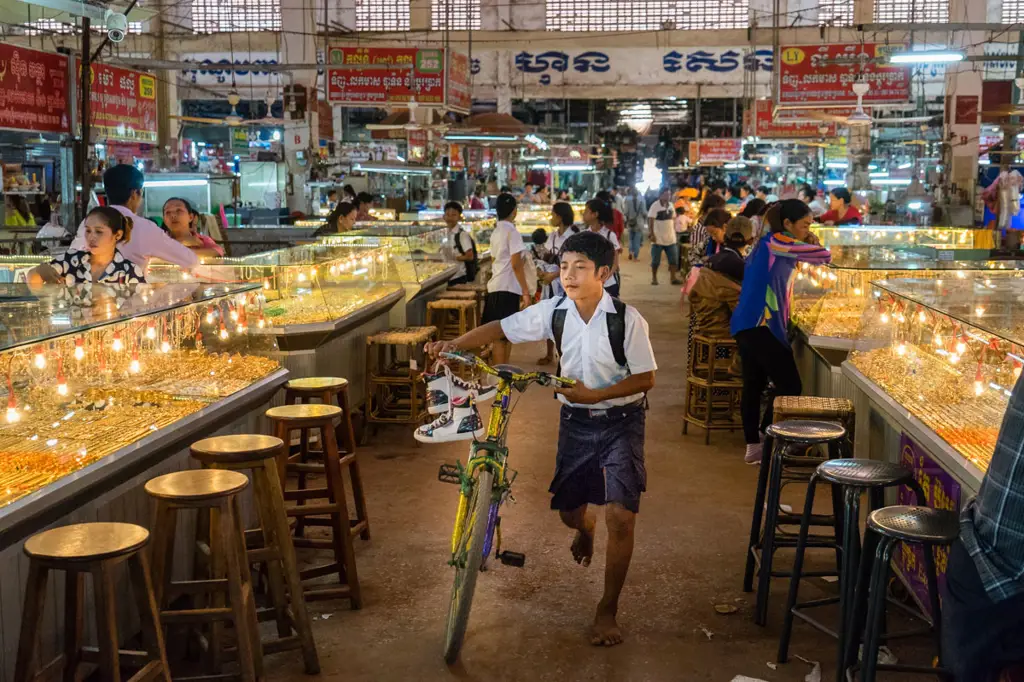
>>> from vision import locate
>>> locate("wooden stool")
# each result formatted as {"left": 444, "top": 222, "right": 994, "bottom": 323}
{"left": 448, "top": 282, "right": 487, "bottom": 325}
{"left": 683, "top": 334, "right": 742, "bottom": 444}
{"left": 365, "top": 326, "right": 437, "bottom": 435}
{"left": 266, "top": 404, "right": 363, "bottom": 608}
{"left": 191, "top": 435, "right": 320, "bottom": 674}
{"left": 15, "top": 522, "right": 169, "bottom": 682}
{"left": 435, "top": 290, "right": 482, "bottom": 326}
{"left": 145, "top": 469, "right": 263, "bottom": 681}
{"left": 688, "top": 334, "right": 738, "bottom": 382}
{"left": 426, "top": 298, "right": 477, "bottom": 340}
{"left": 283, "top": 377, "right": 369, "bottom": 543}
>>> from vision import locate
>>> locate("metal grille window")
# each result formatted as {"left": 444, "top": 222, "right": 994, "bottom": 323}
{"left": 1003, "top": 0, "right": 1024, "bottom": 21}
{"left": 356, "top": 0, "right": 411, "bottom": 31}
{"left": 817, "top": 0, "right": 853, "bottom": 26}
{"left": 192, "top": 0, "right": 281, "bottom": 32}
{"left": 24, "top": 19, "right": 143, "bottom": 35}
{"left": 873, "top": 0, "right": 948, "bottom": 22}
{"left": 545, "top": 0, "right": 749, "bottom": 31}
{"left": 432, "top": 0, "right": 481, "bottom": 30}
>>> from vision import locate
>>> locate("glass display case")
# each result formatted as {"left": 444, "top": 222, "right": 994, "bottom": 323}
{"left": 810, "top": 225, "right": 979, "bottom": 250}
{"left": 791, "top": 245, "right": 1024, "bottom": 346}
{"left": 846, "top": 277, "right": 1024, "bottom": 474}
{"left": 0, "top": 280, "right": 281, "bottom": 511}
{"left": 417, "top": 208, "right": 493, "bottom": 222}
{"left": 323, "top": 225, "right": 456, "bottom": 287}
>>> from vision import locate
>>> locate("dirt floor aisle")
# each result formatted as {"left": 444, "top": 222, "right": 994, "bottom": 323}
{"left": 270, "top": 250, "right": 844, "bottom": 682}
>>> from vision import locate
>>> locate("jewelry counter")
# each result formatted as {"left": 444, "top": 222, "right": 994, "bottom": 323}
{"left": 0, "top": 281, "right": 287, "bottom": 678}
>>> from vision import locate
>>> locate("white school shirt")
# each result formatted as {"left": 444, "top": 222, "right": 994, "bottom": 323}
{"left": 590, "top": 226, "right": 620, "bottom": 290}
{"left": 443, "top": 225, "right": 474, "bottom": 279}
{"left": 647, "top": 199, "right": 677, "bottom": 246}
{"left": 487, "top": 220, "right": 527, "bottom": 295}
{"left": 500, "top": 292, "right": 657, "bottom": 409}
{"left": 72, "top": 204, "right": 199, "bottom": 272}
{"left": 548, "top": 226, "right": 578, "bottom": 297}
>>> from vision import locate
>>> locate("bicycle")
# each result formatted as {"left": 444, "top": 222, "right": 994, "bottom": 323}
{"left": 433, "top": 351, "right": 575, "bottom": 663}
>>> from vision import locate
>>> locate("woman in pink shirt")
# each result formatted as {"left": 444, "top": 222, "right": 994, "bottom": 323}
{"left": 162, "top": 197, "right": 225, "bottom": 257}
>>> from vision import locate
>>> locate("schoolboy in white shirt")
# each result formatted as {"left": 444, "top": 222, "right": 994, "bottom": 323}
{"left": 426, "top": 231, "right": 657, "bottom": 648}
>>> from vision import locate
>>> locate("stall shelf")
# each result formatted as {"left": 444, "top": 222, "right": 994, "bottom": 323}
{"left": 0, "top": 280, "right": 288, "bottom": 679}
{"left": 810, "top": 224, "right": 979, "bottom": 250}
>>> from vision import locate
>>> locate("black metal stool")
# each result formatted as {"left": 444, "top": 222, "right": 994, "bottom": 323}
{"left": 749, "top": 419, "right": 850, "bottom": 626}
{"left": 778, "top": 459, "right": 926, "bottom": 682}
{"left": 843, "top": 506, "right": 959, "bottom": 682}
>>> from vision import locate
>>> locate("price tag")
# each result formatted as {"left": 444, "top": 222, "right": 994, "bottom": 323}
{"left": 410, "top": 358, "right": 418, "bottom": 371}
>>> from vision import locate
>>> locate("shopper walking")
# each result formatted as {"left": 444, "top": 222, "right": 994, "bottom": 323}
{"left": 623, "top": 186, "right": 647, "bottom": 261}
{"left": 582, "top": 198, "right": 622, "bottom": 298}
{"left": 647, "top": 187, "right": 681, "bottom": 286}
{"left": 731, "top": 200, "right": 831, "bottom": 464}
{"left": 482, "top": 193, "right": 532, "bottom": 366}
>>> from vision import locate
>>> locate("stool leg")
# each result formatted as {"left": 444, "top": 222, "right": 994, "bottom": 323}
{"left": 220, "top": 499, "right": 261, "bottom": 682}
{"left": 285, "top": 389, "right": 296, "bottom": 405}
{"left": 250, "top": 467, "right": 293, "bottom": 641}
{"left": 778, "top": 472, "right": 819, "bottom": 663}
{"left": 860, "top": 537, "right": 897, "bottom": 682}
{"left": 273, "top": 421, "right": 290, "bottom": 486}
{"left": 323, "top": 425, "right": 362, "bottom": 609}
{"left": 127, "top": 552, "right": 170, "bottom": 676}
{"left": 743, "top": 433, "right": 774, "bottom": 593}
{"left": 295, "top": 425, "right": 310, "bottom": 538}
{"left": 92, "top": 561, "right": 122, "bottom": 682}
{"left": 14, "top": 562, "right": 49, "bottom": 682}
{"left": 922, "top": 542, "right": 945, "bottom": 660}
{"left": 337, "top": 388, "right": 370, "bottom": 542}
{"left": 260, "top": 459, "right": 320, "bottom": 674}
{"left": 208, "top": 504, "right": 229, "bottom": 673}
{"left": 149, "top": 500, "right": 176, "bottom": 610}
{"left": 842, "top": 527, "right": 879, "bottom": 679}
{"left": 837, "top": 486, "right": 863, "bottom": 682}
{"left": 755, "top": 446, "right": 786, "bottom": 626}
{"left": 62, "top": 571, "right": 84, "bottom": 682}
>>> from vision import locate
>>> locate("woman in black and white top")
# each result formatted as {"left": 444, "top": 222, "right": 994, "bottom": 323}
{"left": 29, "top": 206, "right": 145, "bottom": 287}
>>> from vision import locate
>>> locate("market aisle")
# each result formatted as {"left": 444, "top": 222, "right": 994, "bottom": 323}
{"left": 269, "top": 249, "right": 842, "bottom": 682}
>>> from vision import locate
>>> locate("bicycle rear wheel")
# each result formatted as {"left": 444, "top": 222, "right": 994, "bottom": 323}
{"left": 443, "top": 468, "right": 494, "bottom": 664}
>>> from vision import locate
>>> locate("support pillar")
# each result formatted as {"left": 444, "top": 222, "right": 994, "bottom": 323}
{"left": 280, "top": 1, "right": 319, "bottom": 214}
{"left": 943, "top": 0, "right": 984, "bottom": 202}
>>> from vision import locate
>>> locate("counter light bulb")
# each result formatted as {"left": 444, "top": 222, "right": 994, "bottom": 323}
{"left": 329, "top": 266, "right": 338, "bottom": 276}
{"left": 918, "top": 311, "right": 926, "bottom": 322}
{"left": 74, "top": 338, "right": 84, "bottom": 361}
{"left": 956, "top": 341, "right": 967, "bottom": 354}
{"left": 129, "top": 351, "right": 141, "bottom": 374}
{"left": 956, "top": 270, "right": 966, "bottom": 279}
{"left": 206, "top": 308, "right": 215, "bottom": 324}
{"left": 975, "top": 306, "right": 985, "bottom": 317}
{"left": 6, "top": 395, "right": 19, "bottom": 424}
{"left": 145, "top": 322, "right": 156, "bottom": 339}
{"left": 229, "top": 309, "right": 239, "bottom": 322}
{"left": 297, "top": 272, "right": 307, "bottom": 283}
{"left": 975, "top": 381, "right": 984, "bottom": 396}
{"left": 949, "top": 353, "right": 960, "bottom": 365}
{"left": 853, "top": 287, "right": 862, "bottom": 296}
{"left": 57, "top": 379, "right": 68, "bottom": 396}
{"left": 936, "top": 279, "right": 943, "bottom": 286}
{"left": 160, "top": 337, "right": 171, "bottom": 353}
{"left": 896, "top": 343, "right": 907, "bottom": 356}
{"left": 263, "top": 279, "right": 271, "bottom": 290}
{"left": 219, "top": 324, "right": 229, "bottom": 340}
{"left": 880, "top": 313, "right": 889, "bottom": 324}
{"left": 258, "top": 315, "right": 266, "bottom": 329}
{"left": 933, "top": 333, "right": 942, "bottom": 346}
{"left": 111, "top": 333, "right": 123, "bottom": 352}
{"left": 33, "top": 348, "right": 45, "bottom": 369}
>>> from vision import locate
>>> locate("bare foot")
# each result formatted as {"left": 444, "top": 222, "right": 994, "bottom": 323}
{"left": 537, "top": 356, "right": 554, "bottom": 366}
{"left": 570, "top": 516, "right": 595, "bottom": 567}
{"left": 590, "top": 606, "right": 623, "bottom": 646}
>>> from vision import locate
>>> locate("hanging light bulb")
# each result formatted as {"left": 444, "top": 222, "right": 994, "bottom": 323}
{"left": 206, "top": 306, "right": 215, "bottom": 324}
{"left": 896, "top": 343, "right": 907, "bottom": 356}
{"left": 229, "top": 308, "right": 239, "bottom": 322}
{"left": 263, "top": 279, "right": 271, "bottom": 290}
{"left": 56, "top": 362, "right": 68, "bottom": 397}
{"left": 933, "top": 333, "right": 942, "bottom": 347}
{"left": 918, "top": 310, "right": 926, "bottom": 323}
{"left": 258, "top": 314, "right": 266, "bottom": 329}
{"left": 145, "top": 321, "right": 156, "bottom": 340}
{"left": 74, "top": 337, "right": 85, "bottom": 361}
{"left": 880, "top": 312, "right": 890, "bottom": 324}
{"left": 297, "top": 272, "right": 307, "bottom": 283}
{"left": 111, "top": 332, "right": 123, "bottom": 352}
{"left": 975, "top": 380, "right": 984, "bottom": 396}
{"left": 975, "top": 306, "right": 985, "bottom": 317}
{"left": 129, "top": 351, "right": 141, "bottom": 374}
{"left": 956, "top": 341, "right": 967, "bottom": 354}
{"left": 949, "top": 353, "right": 960, "bottom": 365}
{"left": 853, "top": 287, "right": 862, "bottom": 296}
{"left": 6, "top": 393, "right": 20, "bottom": 424}
{"left": 33, "top": 347, "right": 46, "bottom": 369}
{"left": 160, "top": 334, "right": 171, "bottom": 354}
{"left": 219, "top": 323, "right": 229, "bottom": 340}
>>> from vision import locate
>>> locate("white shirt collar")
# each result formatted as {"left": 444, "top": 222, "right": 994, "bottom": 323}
{"left": 555, "top": 290, "right": 617, "bottom": 316}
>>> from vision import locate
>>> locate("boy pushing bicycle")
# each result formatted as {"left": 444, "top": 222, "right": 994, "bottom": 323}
{"left": 426, "top": 231, "right": 657, "bottom": 647}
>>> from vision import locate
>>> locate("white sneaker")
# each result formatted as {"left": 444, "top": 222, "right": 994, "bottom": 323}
{"left": 424, "top": 369, "right": 497, "bottom": 416}
{"left": 415, "top": 397, "right": 485, "bottom": 443}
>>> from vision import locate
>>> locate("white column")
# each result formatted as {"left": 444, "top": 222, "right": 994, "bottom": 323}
{"left": 943, "top": 0, "right": 985, "bottom": 201}
{"left": 280, "top": 2, "right": 319, "bottom": 213}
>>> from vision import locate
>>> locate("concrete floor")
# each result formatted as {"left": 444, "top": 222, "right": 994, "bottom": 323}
{"left": 268, "top": 251, "right": 932, "bottom": 682}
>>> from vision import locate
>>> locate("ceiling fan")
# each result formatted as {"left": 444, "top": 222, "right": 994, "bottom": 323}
{"left": 170, "top": 92, "right": 284, "bottom": 127}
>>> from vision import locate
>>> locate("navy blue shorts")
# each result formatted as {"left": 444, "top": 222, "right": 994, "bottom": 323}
{"left": 550, "top": 401, "right": 647, "bottom": 514}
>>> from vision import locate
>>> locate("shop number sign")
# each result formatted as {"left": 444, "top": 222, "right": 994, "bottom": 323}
{"left": 778, "top": 43, "right": 911, "bottom": 106}
{"left": 688, "top": 138, "right": 742, "bottom": 165}
{"left": 895, "top": 433, "right": 961, "bottom": 617}
{"left": 327, "top": 47, "right": 447, "bottom": 107}
{"left": 78, "top": 60, "right": 158, "bottom": 143}
{"left": 0, "top": 45, "right": 70, "bottom": 134}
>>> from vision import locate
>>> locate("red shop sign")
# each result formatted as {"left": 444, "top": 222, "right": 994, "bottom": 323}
{"left": 446, "top": 51, "right": 471, "bottom": 114}
{"left": 778, "top": 43, "right": 911, "bottom": 106}
{"left": 753, "top": 100, "right": 837, "bottom": 139}
{"left": 688, "top": 138, "right": 742, "bottom": 165}
{"left": 0, "top": 45, "right": 70, "bottom": 134}
{"left": 78, "top": 60, "right": 158, "bottom": 142}
{"left": 326, "top": 47, "right": 446, "bottom": 107}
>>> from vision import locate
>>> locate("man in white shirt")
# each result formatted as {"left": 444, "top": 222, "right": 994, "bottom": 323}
{"left": 582, "top": 198, "right": 622, "bottom": 298}
{"left": 482, "top": 193, "right": 532, "bottom": 365}
{"left": 442, "top": 200, "right": 477, "bottom": 286}
{"left": 647, "top": 186, "right": 683, "bottom": 286}
{"left": 71, "top": 165, "right": 198, "bottom": 273}
{"left": 426, "top": 230, "right": 656, "bottom": 649}
{"left": 800, "top": 184, "right": 826, "bottom": 217}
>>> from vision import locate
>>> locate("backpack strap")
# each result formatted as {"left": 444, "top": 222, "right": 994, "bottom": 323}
{"left": 608, "top": 297, "right": 629, "bottom": 371}
{"left": 552, "top": 295, "right": 568, "bottom": 358}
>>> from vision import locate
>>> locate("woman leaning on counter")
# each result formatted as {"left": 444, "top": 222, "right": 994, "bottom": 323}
{"left": 29, "top": 206, "right": 146, "bottom": 286}
{"left": 315, "top": 201, "right": 357, "bottom": 236}
{"left": 162, "top": 197, "right": 225, "bottom": 257}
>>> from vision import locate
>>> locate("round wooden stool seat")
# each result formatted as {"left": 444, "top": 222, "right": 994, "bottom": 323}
{"left": 286, "top": 377, "right": 349, "bottom": 394}
{"left": 192, "top": 434, "right": 284, "bottom": 464}
{"left": 145, "top": 469, "right": 249, "bottom": 501}
{"left": 24, "top": 522, "right": 149, "bottom": 562}
{"left": 266, "top": 403, "right": 342, "bottom": 425}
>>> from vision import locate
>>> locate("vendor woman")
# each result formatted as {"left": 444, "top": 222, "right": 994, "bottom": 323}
{"left": 818, "top": 187, "right": 863, "bottom": 225}
{"left": 28, "top": 206, "right": 145, "bottom": 286}
{"left": 315, "top": 201, "right": 357, "bottom": 236}
{"left": 162, "top": 197, "right": 224, "bottom": 257}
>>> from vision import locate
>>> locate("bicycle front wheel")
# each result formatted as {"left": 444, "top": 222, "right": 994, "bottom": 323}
{"left": 443, "top": 468, "right": 494, "bottom": 664}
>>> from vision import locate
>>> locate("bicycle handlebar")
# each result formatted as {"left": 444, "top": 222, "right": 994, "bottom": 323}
{"left": 439, "top": 351, "right": 576, "bottom": 388}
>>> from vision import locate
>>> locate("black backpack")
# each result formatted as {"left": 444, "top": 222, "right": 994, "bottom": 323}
{"left": 453, "top": 228, "right": 478, "bottom": 281}
{"left": 551, "top": 295, "right": 628, "bottom": 372}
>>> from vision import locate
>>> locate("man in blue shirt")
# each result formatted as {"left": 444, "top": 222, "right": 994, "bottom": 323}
{"left": 943, "top": 373, "right": 1024, "bottom": 681}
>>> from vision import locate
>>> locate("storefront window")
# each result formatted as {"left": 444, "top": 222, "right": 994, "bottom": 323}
{"left": 873, "top": 0, "right": 948, "bottom": 22}
{"left": 1003, "top": 0, "right": 1024, "bottom": 21}
{"left": 432, "top": 0, "right": 482, "bottom": 30}
{"left": 545, "top": 0, "right": 750, "bottom": 31}
{"left": 356, "top": 0, "right": 411, "bottom": 31}
{"left": 817, "top": 0, "right": 853, "bottom": 26}
{"left": 192, "top": 0, "right": 281, "bottom": 32}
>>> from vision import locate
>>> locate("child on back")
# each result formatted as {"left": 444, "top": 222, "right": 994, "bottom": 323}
{"left": 425, "top": 231, "right": 657, "bottom": 647}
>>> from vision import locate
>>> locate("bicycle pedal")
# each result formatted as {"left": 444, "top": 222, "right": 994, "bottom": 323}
{"left": 497, "top": 550, "right": 526, "bottom": 567}
{"left": 437, "top": 463, "right": 460, "bottom": 484}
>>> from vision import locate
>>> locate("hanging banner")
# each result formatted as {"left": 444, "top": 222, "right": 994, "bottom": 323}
{"left": 778, "top": 43, "right": 911, "bottom": 106}
{"left": 751, "top": 100, "right": 837, "bottom": 139}
{"left": 0, "top": 45, "right": 70, "bottom": 134}
{"left": 688, "top": 139, "right": 743, "bottom": 165}
{"left": 895, "top": 433, "right": 961, "bottom": 618}
{"left": 326, "top": 47, "right": 446, "bottom": 107}
{"left": 447, "top": 51, "right": 472, "bottom": 114}
{"left": 550, "top": 145, "right": 591, "bottom": 166}
{"left": 448, "top": 143, "right": 465, "bottom": 171}
{"left": 407, "top": 128, "right": 427, "bottom": 163}
{"left": 79, "top": 60, "right": 158, "bottom": 142}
